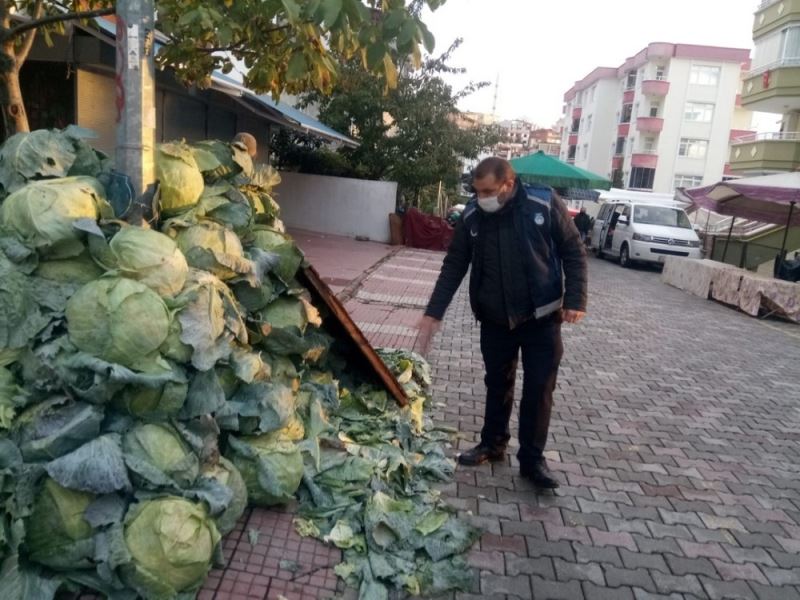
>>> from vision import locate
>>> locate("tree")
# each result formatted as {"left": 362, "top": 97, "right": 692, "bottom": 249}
{"left": 296, "top": 40, "right": 500, "bottom": 208}
{"left": 0, "top": 0, "right": 445, "bottom": 137}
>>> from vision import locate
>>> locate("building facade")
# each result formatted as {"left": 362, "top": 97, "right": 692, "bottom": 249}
{"left": 560, "top": 43, "right": 753, "bottom": 193}
{"left": 730, "top": 0, "right": 800, "bottom": 174}
{"left": 493, "top": 120, "right": 561, "bottom": 159}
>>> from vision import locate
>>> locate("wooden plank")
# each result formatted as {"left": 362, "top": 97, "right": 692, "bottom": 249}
{"left": 298, "top": 264, "right": 408, "bottom": 407}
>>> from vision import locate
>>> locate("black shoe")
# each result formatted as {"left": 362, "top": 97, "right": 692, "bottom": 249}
{"left": 520, "top": 459, "right": 560, "bottom": 489}
{"left": 457, "top": 444, "right": 506, "bottom": 466}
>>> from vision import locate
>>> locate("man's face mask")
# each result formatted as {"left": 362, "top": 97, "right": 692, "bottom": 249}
{"left": 475, "top": 177, "right": 513, "bottom": 213}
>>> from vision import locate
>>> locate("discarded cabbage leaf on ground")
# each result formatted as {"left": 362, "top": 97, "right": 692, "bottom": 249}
{"left": 291, "top": 348, "right": 480, "bottom": 598}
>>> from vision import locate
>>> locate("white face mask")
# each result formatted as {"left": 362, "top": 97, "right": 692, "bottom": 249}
{"left": 478, "top": 196, "right": 502, "bottom": 213}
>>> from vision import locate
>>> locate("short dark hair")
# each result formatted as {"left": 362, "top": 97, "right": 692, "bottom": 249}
{"left": 474, "top": 157, "right": 515, "bottom": 182}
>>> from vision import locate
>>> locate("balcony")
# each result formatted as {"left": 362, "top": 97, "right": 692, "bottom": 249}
{"left": 568, "top": 134, "right": 578, "bottom": 146}
{"left": 741, "top": 61, "right": 800, "bottom": 113}
{"left": 729, "top": 131, "right": 800, "bottom": 173}
{"left": 618, "top": 123, "right": 630, "bottom": 137}
{"left": 622, "top": 89, "right": 636, "bottom": 103}
{"left": 754, "top": 0, "right": 800, "bottom": 38}
{"left": 611, "top": 156, "right": 624, "bottom": 169}
{"left": 631, "top": 152, "right": 659, "bottom": 169}
{"left": 641, "top": 79, "right": 670, "bottom": 96}
{"left": 636, "top": 117, "right": 664, "bottom": 133}
{"left": 572, "top": 107, "right": 582, "bottom": 119}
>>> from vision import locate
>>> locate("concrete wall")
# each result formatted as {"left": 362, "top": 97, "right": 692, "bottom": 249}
{"left": 275, "top": 172, "right": 397, "bottom": 243}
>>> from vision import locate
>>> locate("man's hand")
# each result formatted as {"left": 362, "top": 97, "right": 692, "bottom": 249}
{"left": 416, "top": 315, "right": 442, "bottom": 356}
{"left": 561, "top": 309, "right": 586, "bottom": 324}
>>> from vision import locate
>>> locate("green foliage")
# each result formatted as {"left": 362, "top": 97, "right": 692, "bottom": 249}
{"left": 1, "top": 1, "right": 447, "bottom": 137}
{"left": 278, "top": 40, "right": 499, "bottom": 205}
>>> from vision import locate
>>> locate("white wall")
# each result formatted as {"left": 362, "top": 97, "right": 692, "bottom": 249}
{"left": 274, "top": 172, "right": 397, "bottom": 243}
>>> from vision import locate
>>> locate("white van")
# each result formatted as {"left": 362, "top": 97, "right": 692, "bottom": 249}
{"left": 589, "top": 199, "right": 702, "bottom": 267}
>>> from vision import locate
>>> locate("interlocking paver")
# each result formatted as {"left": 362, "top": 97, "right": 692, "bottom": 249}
{"left": 228, "top": 250, "right": 800, "bottom": 599}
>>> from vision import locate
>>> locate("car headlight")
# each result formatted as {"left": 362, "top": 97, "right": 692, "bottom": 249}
{"left": 689, "top": 240, "right": 701, "bottom": 248}
{"left": 633, "top": 233, "right": 654, "bottom": 242}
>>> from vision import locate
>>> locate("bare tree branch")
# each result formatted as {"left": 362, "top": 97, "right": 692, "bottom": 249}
{"left": 15, "top": 0, "right": 45, "bottom": 65}
{"left": 2, "top": 5, "right": 115, "bottom": 42}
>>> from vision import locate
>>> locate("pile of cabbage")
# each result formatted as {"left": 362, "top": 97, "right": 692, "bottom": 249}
{"left": 0, "top": 129, "right": 477, "bottom": 600}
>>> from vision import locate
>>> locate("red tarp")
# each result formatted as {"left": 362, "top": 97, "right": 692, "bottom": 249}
{"left": 402, "top": 208, "right": 454, "bottom": 251}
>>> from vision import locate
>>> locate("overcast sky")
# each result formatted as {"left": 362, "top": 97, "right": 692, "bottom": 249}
{"left": 422, "top": 0, "right": 771, "bottom": 128}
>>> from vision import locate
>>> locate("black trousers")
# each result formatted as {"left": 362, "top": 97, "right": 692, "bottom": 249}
{"left": 479, "top": 314, "right": 563, "bottom": 467}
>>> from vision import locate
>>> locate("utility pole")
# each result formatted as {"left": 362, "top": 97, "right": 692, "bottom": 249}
{"left": 115, "top": 0, "right": 157, "bottom": 220}
{"left": 491, "top": 73, "right": 499, "bottom": 121}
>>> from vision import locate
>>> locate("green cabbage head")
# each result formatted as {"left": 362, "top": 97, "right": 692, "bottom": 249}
{"left": 123, "top": 423, "right": 199, "bottom": 489}
{"left": 227, "top": 435, "right": 303, "bottom": 506}
{"left": 123, "top": 497, "right": 220, "bottom": 598}
{"left": 174, "top": 221, "right": 250, "bottom": 280}
{"left": 66, "top": 277, "right": 171, "bottom": 371}
{"left": 34, "top": 251, "right": 104, "bottom": 284}
{"left": 26, "top": 478, "right": 95, "bottom": 570}
{"left": 0, "top": 176, "right": 112, "bottom": 258}
{"left": 113, "top": 380, "right": 188, "bottom": 419}
{"left": 107, "top": 226, "right": 188, "bottom": 296}
{"left": 201, "top": 457, "right": 248, "bottom": 536}
{"left": 156, "top": 142, "right": 204, "bottom": 215}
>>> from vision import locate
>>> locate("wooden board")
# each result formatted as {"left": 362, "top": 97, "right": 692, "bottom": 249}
{"left": 298, "top": 264, "right": 408, "bottom": 407}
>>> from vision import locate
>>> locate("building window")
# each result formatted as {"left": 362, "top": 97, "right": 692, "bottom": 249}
{"left": 568, "top": 145, "right": 577, "bottom": 160}
{"left": 615, "top": 137, "right": 626, "bottom": 155}
{"left": 678, "top": 138, "right": 709, "bottom": 159}
{"left": 585, "top": 115, "right": 592, "bottom": 132}
{"left": 629, "top": 137, "right": 635, "bottom": 155}
{"left": 582, "top": 144, "right": 589, "bottom": 159}
{"left": 655, "top": 66, "right": 667, "bottom": 81}
{"left": 571, "top": 118, "right": 580, "bottom": 133}
{"left": 689, "top": 65, "right": 721, "bottom": 86}
{"left": 625, "top": 70, "right": 637, "bottom": 90}
{"left": 782, "top": 27, "right": 800, "bottom": 63}
{"left": 643, "top": 137, "right": 656, "bottom": 152}
{"left": 629, "top": 167, "right": 656, "bottom": 190}
{"left": 684, "top": 102, "right": 715, "bottom": 122}
{"left": 649, "top": 103, "right": 660, "bottom": 118}
{"left": 620, "top": 104, "right": 633, "bottom": 124}
{"left": 673, "top": 174, "right": 704, "bottom": 189}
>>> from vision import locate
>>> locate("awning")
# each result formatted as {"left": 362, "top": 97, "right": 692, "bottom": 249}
{"left": 210, "top": 73, "right": 358, "bottom": 148}
{"left": 88, "top": 17, "right": 358, "bottom": 148}
{"left": 510, "top": 151, "right": 612, "bottom": 190}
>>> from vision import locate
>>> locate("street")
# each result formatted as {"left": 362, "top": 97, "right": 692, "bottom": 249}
{"left": 426, "top": 255, "right": 800, "bottom": 599}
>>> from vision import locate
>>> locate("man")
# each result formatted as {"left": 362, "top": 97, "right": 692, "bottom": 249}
{"left": 417, "top": 157, "right": 587, "bottom": 489}
{"left": 573, "top": 206, "right": 592, "bottom": 244}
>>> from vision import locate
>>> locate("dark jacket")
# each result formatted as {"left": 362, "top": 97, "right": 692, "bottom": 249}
{"left": 425, "top": 179, "right": 587, "bottom": 328}
{"left": 573, "top": 212, "right": 592, "bottom": 234}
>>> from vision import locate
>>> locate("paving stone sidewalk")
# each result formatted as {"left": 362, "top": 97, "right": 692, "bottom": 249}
{"left": 423, "top": 255, "right": 800, "bottom": 600}
{"left": 194, "top": 243, "right": 800, "bottom": 600}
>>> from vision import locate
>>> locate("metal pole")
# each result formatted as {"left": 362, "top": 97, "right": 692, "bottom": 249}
{"left": 721, "top": 217, "right": 736, "bottom": 263}
{"left": 115, "top": 0, "right": 157, "bottom": 222}
{"left": 778, "top": 201, "right": 796, "bottom": 260}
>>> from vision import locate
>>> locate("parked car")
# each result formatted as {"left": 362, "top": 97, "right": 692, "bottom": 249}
{"left": 589, "top": 199, "right": 702, "bottom": 267}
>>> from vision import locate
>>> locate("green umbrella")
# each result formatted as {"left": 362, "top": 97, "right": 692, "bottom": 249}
{"left": 509, "top": 151, "right": 611, "bottom": 190}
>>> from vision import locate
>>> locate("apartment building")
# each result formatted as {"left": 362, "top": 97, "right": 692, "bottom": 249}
{"left": 730, "top": 0, "right": 800, "bottom": 174}
{"left": 560, "top": 43, "right": 753, "bottom": 194}
{"left": 493, "top": 120, "right": 561, "bottom": 159}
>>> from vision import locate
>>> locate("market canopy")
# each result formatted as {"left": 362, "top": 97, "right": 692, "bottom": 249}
{"left": 510, "top": 151, "right": 612, "bottom": 190}
{"left": 680, "top": 172, "right": 800, "bottom": 227}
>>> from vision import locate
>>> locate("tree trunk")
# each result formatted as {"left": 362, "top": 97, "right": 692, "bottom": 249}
{"left": 0, "top": 61, "right": 29, "bottom": 137}
{"left": 0, "top": 34, "right": 29, "bottom": 138}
